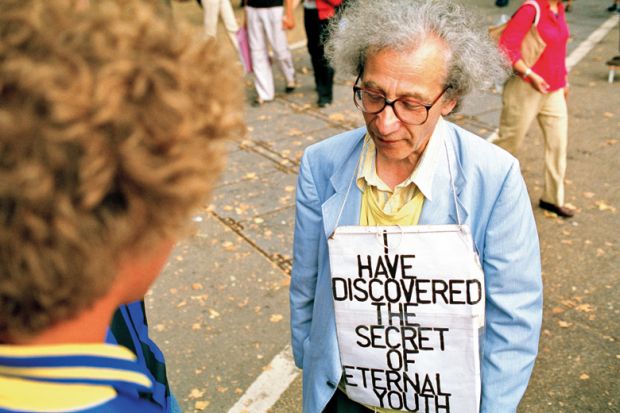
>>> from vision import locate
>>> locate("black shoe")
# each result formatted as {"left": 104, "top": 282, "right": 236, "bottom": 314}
{"left": 317, "top": 97, "right": 332, "bottom": 108}
{"left": 607, "top": 55, "right": 620, "bottom": 66}
{"left": 539, "top": 199, "right": 575, "bottom": 218}
{"left": 608, "top": 3, "right": 618, "bottom": 12}
{"left": 285, "top": 81, "right": 296, "bottom": 94}
{"left": 495, "top": 0, "right": 509, "bottom": 7}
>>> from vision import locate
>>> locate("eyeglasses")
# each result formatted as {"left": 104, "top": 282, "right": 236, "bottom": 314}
{"left": 353, "top": 76, "right": 450, "bottom": 126}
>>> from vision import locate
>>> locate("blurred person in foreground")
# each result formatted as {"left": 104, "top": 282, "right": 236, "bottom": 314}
{"left": 290, "top": 0, "right": 543, "bottom": 412}
{"left": 493, "top": 0, "right": 574, "bottom": 218}
{"left": 0, "top": 0, "right": 243, "bottom": 412}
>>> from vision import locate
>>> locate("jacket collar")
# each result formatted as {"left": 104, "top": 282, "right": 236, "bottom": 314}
{"left": 322, "top": 122, "right": 469, "bottom": 238}
{"left": 418, "top": 126, "right": 468, "bottom": 225}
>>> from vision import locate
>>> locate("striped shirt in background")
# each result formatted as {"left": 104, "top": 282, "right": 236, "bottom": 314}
{"left": 0, "top": 343, "right": 161, "bottom": 413}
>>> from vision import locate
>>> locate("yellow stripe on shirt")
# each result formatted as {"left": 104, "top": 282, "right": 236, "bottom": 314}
{"left": 0, "top": 376, "right": 115, "bottom": 413}
{"left": 0, "top": 366, "right": 152, "bottom": 388}
{"left": 0, "top": 344, "right": 136, "bottom": 361}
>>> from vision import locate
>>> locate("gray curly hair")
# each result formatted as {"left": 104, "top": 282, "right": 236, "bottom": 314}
{"left": 325, "top": 0, "right": 510, "bottom": 110}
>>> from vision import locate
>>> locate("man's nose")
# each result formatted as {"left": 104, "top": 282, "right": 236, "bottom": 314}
{"left": 374, "top": 104, "right": 401, "bottom": 135}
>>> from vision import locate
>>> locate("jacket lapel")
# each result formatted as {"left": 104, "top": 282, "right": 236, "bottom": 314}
{"left": 322, "top": 132, "right": 365, "bottom": 238}
{"left": 419, "top": 129, "right": 469, "bottom": 225}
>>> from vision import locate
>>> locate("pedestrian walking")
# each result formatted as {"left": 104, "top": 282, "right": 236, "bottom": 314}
{"left": 493, "top": 0, "right": 574, "bottom": 218}
{"left": 0, "top": 1, "right": 243, "bottom": 412}
{"left": 201, "top": 0, "right": 241, "bottom": 51}
{"left": 244, "top": 0, "right": 297, "bottom": 105}
{"left": 290, "top": 1, "right": 542, "bottom": 412}
{"left": 303, "top": 0, "right": 343, "bottom": 107}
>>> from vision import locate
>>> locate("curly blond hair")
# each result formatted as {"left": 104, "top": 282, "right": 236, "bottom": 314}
{"left": 0, "top": 0, "right": 245, "bottom": 340}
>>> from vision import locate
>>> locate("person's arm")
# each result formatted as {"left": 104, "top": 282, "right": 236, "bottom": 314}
{"left": 499, "top": 5, "right": 551, "bottom": 93}
{"left": 282, "top": 0, "right": 295, "bottom": 30}
{"left": 513, "top": 58, "right": 550, "bottom": 93}
{"left": 479, "top": 160, "right": 543, "bottom": 413}
{"left": 499, "top": 5, "right": 537, "bottom": 64}
{"left": 290, "top": 152, "right": 322, "bottom": 368}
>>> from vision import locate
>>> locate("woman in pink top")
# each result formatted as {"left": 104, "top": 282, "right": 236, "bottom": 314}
{"left": 493, "top": 0, "right": 574, "bottom": 218}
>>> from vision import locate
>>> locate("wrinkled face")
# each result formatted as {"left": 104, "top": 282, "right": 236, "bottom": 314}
{"left": 360, "top": 40, "right": 456, "bottom": 167}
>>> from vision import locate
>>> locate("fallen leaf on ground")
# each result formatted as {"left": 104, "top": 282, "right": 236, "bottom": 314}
{"left": 595, "top": 200, "right": 616, "bottom": 212}
{"left": 575, "top": 304, "right": 594, "bottom": 313}
{"left": 579, "top": 373, "right": 590, "bottom": 380}
{"left": 558, "top": 320, "right": 571, "bottom": 328}
{"left": 270, "top": 314, "right": 284, "bottom": 323}
{"left": 329, "top": 113, "right": 345, "bottom": 122}
{"left": 189, "top": 389, "right": 205, "bottom": 399}
{"left": 195, "top": 401, "right": 210, "bottom": 410}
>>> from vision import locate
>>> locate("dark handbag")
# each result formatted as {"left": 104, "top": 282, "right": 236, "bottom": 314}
{"left": 488, "top": 0, "right": 547, "bottom": 67}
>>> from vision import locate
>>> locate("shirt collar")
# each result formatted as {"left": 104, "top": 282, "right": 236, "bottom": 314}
{"left": 0, "top": 343, "right": 153, "bottom": 390}
{"left": 357, "top": 117, "right": 445, "bottom": 201}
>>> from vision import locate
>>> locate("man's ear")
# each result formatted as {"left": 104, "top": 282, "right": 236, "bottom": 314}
{"left": 441, "top": 99, "right": 457, "bottom": 116}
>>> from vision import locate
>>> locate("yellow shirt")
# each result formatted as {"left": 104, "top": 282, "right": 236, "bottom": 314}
{"left": 356, "top": 120, "right": 443, "bottom": 221}
{"left": 347, "top": 122, "right": 444, "bottom": 412}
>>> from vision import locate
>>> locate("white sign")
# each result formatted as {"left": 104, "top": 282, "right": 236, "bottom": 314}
{"left": 328, "top": 225, "right": 484, "bottom": 413}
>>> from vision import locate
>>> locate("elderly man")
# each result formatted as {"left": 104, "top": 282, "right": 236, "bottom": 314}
{"left": 290, "top": 1, "right": 543, "bottom": 412}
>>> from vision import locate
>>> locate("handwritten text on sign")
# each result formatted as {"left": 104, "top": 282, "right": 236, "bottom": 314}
{"left": 328, "top": 226, "right": 484, "bottom": 412}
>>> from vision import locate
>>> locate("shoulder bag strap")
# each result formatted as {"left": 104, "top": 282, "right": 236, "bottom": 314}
{"left": 522, "top": 0, "right": 541, "bottom": 26}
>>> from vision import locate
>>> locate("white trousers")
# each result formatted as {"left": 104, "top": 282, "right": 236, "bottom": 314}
{"left": 246, "top": 6, "right": 295, "bottom": 101}
{"left": 494, "top": 76, "right": 569, "bottom": 206}
{"left": 203, "top": 0, "right": 239, "bottom": 51}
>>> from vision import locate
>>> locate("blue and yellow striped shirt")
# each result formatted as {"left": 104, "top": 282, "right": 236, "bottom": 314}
{"left": 0, "top": 343, "right": 162, "bottom": 413}
{"left": 106, "top": 301, "right": 172, "bottom": 411}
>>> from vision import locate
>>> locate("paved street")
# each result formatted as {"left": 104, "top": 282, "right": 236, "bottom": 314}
{"left": 147, "top": 1, "right": 619, "bottom": 412}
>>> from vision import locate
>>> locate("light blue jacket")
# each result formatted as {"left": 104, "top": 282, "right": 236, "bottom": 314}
{"left": 290, "top": 121, "right": 542, "bottom": 413}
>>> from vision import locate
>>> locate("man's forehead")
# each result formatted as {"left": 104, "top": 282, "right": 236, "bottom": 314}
{"left": 361, "top": 45, "right": 449, "bottom": 97}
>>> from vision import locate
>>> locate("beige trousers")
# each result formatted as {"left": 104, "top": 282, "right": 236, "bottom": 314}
{"left": 494, "top": 76, "right": 568, "bottom": 206}
{"left": 246, "top": 6, "right": 295, "bottom": 101}
{"left": 203, "top": 0, "right": 239, "bottom": 51}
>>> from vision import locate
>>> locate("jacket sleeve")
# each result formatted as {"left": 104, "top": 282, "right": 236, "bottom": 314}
{"left": 290, "top": 151, "right": 323, "bottom": 368}
{"left": 499, "top": 5, "right": 538, "bottom": 64}
{"left": 480, "top": 160, "right": 543, "bottom": 412}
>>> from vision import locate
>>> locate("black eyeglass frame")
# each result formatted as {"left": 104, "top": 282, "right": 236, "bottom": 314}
{"left": 352, "top": 75, "right": 450, "bottom": 126}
